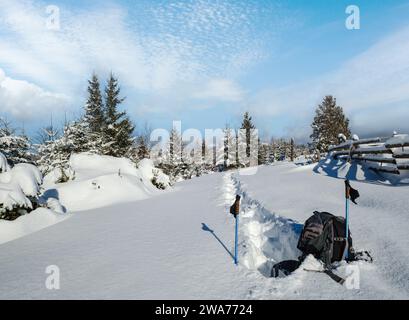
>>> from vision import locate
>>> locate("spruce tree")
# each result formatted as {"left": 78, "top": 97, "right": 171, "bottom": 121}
{"left": 258, "top": 140, "right": 269, "bottom": 165}
{"left": 37, "top": 120, "right": 88, "bottom": 178}
{"left": 311, "top": 96, "right": 351, "bottom": 153}
{"left": 290, "top": 138, "right": 295, "bottom": 162}
{"left": 134, "top": 124, "right": 152, "bottom": 160}
{"left": 103, "top": 73, "right": 135, "bottom": 157}
{"left": 136, "top": 135, "right": 150, "bottom": 160}
{"left": 0, "top": 118, "right": 33, "bottom": 165}
{"left": 240, "top": 112, "right": 256, "bottom": 158}
{"left": 84, "top": 73, "right": 104, "bottom": 133}
{"left": 269, "top": 138, "right": 278, "bottom": 162}
{"left": 157, "top": 128, "right": 182, "bottom": 182}
{"left": 169, "top": 127, "right": 182, "bottom": 168}
{"left": 223, "top": 125, "right": 236, "bottom": 169}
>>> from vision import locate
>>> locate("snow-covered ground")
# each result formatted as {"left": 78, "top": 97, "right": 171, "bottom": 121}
{"left": 0, "top": 153, "right": 169, "bottom": 245}
{"left": 0, "top": 161, "right": 408, "bottom": 299}
{"left": 42, "top": 153, "right": 169, "bottom": 212}
{"left": 0, "top": 160, "right": 67, "bottom": 244}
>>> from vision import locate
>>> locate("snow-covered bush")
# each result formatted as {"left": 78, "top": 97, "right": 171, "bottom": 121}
{"left": 338, "top": 133, "right": 347, "bottom": 143}
{"left": 151, "top": 169, "right": 168, "bottom": 189}
{"left": 138, "top": 158, "right": 170, "bottom": 189}
{"left": 0, "top": 152, "right": 9, "bottom": 173}
{"left": 0, "top": 135, "right": 33, "bottom": 165}
{"left": 40, "top": 154, "right": 171, "bottom": 212}
{"left": 0, "top": 118, "right": 33, "bottom": 165}
{"left": 37, "top": 120, "right": 90, "bottom": 181}
{"left": 0, "top": 153, "right": 42, "bottom": 220}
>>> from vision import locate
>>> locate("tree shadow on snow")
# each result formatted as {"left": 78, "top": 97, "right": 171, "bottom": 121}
{"left": 201, "top": 223, "right": 234, "bottom": 260}
{"left": 40, "top": 188, "right": 67, "bottom": 213}
{"left": 313, "top": 158, "right": 408, "bottom": 187}
{"left": 42, "top": 188, "right": 60, "bottom": 200}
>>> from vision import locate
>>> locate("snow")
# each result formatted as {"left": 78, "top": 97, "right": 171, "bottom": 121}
{"left": 0, "top": 159, "right": 68, "bottom": 245}
{"left": 230, "top": 163, "right": 409, "bottom": 299}
{"left": 353, "top": 145, "right": 391, "bottom": 153}
{"left": 0, "top": 163, "right": 42, "bottom": 210}
{"left": 338, "top": 133, "right": 347, "bottom": 142}
{"left": 386, "top": 134, "right": 409, "bottom": 146}
{"left": 294, "top": 155, "right": 312, "bottom": 166}
{"left": 0, "top": 161, "right": 408, "bottom": 299}
{"left": 0, "top": 183, "right": 32, "bottom": 211}
{"left": 0, "top": 152, "right": 9, "bottom": 172}
{"left": 42, "top": 153, "right": 169, "bottom": 212}
{"left": 0, "top": 153, "right": 169, "bottom": 245}
{"left": 0, "top": 208, "right": 68, "bottom": 244}
{"left": 138, "top": 158, "right": 170, "bottom": 187}
{"left": 5, "top": 163, "right": 42, "bottom": 196}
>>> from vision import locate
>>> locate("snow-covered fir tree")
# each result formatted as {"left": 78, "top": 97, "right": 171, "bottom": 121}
{"left": 201, "top": 139, "right": 214, "bottom": 173}
{"left": 135, "top": 135, "right": 150, "bottom": 160}
{"left": 311, "top": 95, "right": 351, "bottom": 153}
{"left": 103, "top": 73, "right": 135, "bottom": 157}
{"left": 240, "top": 112, "right": 256, "bottom": 159}
{"left": 82, "top": 73, "right": 107, "bottom": 154}
{"left": 191, "top": 140, "right": 206, "bottom": 177}
{"left": 215, "top": 134, "right": 225, "bottom": 169}
{"left": 269, "top": 138, "right": 279, "bottom": 162}
{"left": 134, "top": 124, "right": 153, "bottom": 161}
{"left": 0, "top": 118, "right": 33, "bottom": 165}
{"left": 84, "top": 73, "right": 105, "bottom": 133}
{"left": 157, "top": 128, "right": 182, "bottom": 182}
{"left": 238, "top": 112, "right": 258, "bottom": 167}
{"left": 290, "top": 138, "right": 295, "bottom": 162}
{"left": 222, "top": 126, "right": 237, "bottom": 169}
{"left": 258, "top": 140, "right": 270, "bottom": 165}
{"left": 182, "top": 138, "right": 204, "bottom": 178}
{"left": 37, "top": 120, "right": 88, "bottom": 181}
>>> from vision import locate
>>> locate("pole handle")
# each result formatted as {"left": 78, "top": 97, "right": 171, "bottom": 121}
{"left": 234, "top": 195, "right": 241, "bottom": 216}
{"left": 234, "top": 215, "right": 239, "bottom": 265}
{"left": 345, "top": 180, "right": 351, "bottom": 199}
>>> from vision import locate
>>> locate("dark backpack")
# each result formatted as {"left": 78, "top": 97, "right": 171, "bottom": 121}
{"left": 271, "top": 211, "right": 372, "bottom": 279}
{"left": 297, "top": 211, "right": 354, "bottom": 266}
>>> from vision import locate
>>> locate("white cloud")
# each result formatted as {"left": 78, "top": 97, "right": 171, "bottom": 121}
{"left": 192, "top": 79, "right": 244, "bottom": 102}
{"left": 0, "top": 68, "right": 69, "bottom": 121}
{"left": 0, "top": 0, "right": 274, "bottom": 93}
{"left": 249, "top": 24, "right": 409, "bottom": 137}
{"left": 0, "top": 0, "right": 296, "bottom": 124}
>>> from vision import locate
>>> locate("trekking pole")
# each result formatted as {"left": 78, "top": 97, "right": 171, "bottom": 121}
{"left": 235, "top": 214, "right": 239, "bottom": 265}
{"left": 230, "top": 195, "right": 241, "bottom": 265}
{"left": 344, "top": 180, "right": 350, "bottom": 260}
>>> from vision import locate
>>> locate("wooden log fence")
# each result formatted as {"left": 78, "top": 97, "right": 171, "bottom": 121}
{"left": 328, "top": 134, "right": 409, "bottom": 175}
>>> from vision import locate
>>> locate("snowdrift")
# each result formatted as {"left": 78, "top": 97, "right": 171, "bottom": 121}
{"left": 42, "top": 153, "right": 170, "bottom": 212}
{"left": 0, "top": 162, "right": 42, "bottom": 212}
{"left": 0, "top": 152, "right": 169, "bottom": 245}
{"left": 0, "top": 152, "right": 66, "bottom": 245}
{"left": 0, "top": 208, "right": 68, "bottom": 244}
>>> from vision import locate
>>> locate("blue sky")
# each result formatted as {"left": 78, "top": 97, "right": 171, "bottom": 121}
{"left": 1, "top": 0, "right": 409, "bottom": 142}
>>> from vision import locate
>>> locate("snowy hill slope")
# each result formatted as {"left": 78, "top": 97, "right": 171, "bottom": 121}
{"left": 0, "top": 174, "right": 261, "bottom": 299}
{"left": 42, "top": 153, "right": 170, "bottom": 212}
{"left": 0, "top": 159, "right": 67, "bottom": 245}
{"left": 0, "top": 153, "right": 169, "bottom": 245}
{"left": 0, "top": 163, "right": 408, "bottom": 299}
